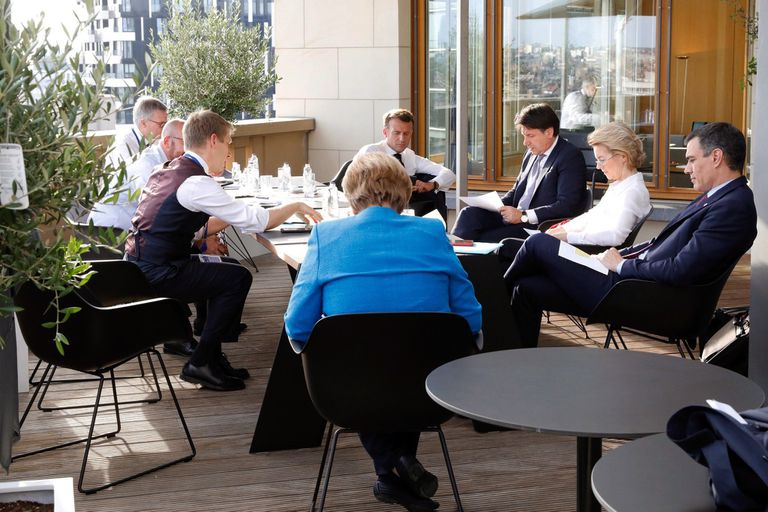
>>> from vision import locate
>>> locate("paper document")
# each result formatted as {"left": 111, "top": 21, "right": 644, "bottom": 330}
{"left": 422, "top": 208, "right": 446, "bottom": 229}
{"left": 453, "top": 242, "right": 502, "bottom": 255}
{"left": 459, "top": 191, "right": 503, "bottom": 212}
{"left": 707, "top": 399, "right": 748, "bottom": 424}
{"left": 557, "top": 241, "right": 609, "bottom": 275}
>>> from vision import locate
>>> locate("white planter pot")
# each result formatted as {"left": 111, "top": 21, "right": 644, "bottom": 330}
{"left": 0, "top": 478, "right": 74, "bottom": 511}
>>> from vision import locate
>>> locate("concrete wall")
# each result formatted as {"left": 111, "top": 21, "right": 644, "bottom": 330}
{"left": 273, "top": 0, "right": 411, "bottom": 182}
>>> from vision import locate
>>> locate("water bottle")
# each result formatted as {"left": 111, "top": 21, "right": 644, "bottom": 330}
{"left": 302, "top": 163, "right": 316, "bottom": 198}
{"left": 279, "top": 162, "right": 291, "bottom": 192}
{"left": 249, "top": 154, "right": 260, "bottom": 193}
{"left": 327, "top": 182, "right": 339, "bottom": 217}
{"left": 231, "top": 162, "right": 241, "bottom": 187}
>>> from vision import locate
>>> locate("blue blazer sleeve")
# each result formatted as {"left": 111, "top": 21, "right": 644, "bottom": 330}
{"left": 620, "top": 179, "right": 756, "bottom": 286}
{"left": 284, "top": 227, "right": 323, "bottom": 344}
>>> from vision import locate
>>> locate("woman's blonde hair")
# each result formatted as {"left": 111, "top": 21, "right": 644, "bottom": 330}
{"left": 342, "top": 153, "right": 412, "bottom": 213}
{"left": 587, "top": 121, "right": 645, "bottom": 169}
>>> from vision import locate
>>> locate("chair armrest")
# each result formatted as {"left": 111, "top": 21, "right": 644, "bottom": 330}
{"left": 538, "top": 218, "right": 568, "bottom": 231}
{"left": 91, "top": 297, "right": 192, "bottom": 347}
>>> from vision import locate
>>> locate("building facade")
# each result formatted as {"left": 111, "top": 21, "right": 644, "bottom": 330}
{"left": 81, "top": 0, "right": 273, "bottom": 125}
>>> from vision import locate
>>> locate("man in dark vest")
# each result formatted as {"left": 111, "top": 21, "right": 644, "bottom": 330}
{"left": 125, "top": 110, "right": 322, "bottom": 391}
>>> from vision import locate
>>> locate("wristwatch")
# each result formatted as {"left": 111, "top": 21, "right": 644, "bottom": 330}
{"left": 432, "top": 181, "right": 439, "bottom": 192}
{"left": 520, "top": 214, "right": 529, "bottom": 223}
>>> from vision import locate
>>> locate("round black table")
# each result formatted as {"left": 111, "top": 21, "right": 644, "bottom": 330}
{"left": 592, "top": 433, "right": 716, "bottom": 512}
{"left": 425, "top": 347, "right": 764, "bottom": 512}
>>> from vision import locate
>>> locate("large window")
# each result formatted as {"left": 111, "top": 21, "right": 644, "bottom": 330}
{"left": 415, "top": 0, "right": 751, "bottom": 199}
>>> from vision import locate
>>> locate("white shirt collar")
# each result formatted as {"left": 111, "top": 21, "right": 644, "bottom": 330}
{"left": 707, "top": 177, "right": 738, "bottom": 198}
{"left": 184, "top": 150, "right": 209, "bottom": 173}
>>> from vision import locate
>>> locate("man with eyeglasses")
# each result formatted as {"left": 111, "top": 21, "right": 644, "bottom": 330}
{"left": 125, "top": 110, "right": 322, "bottom": 391}
{"left": 89, "top": 118, "right": 185, "bottom": 232}
{"left": 107, "top": 96, "right": 169, "bottom": 167}
{"left": 452, "top": 103, "right": 587, "bottom": 242}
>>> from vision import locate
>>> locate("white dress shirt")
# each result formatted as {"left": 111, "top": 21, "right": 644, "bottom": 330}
{"left": 518, "top": 137, "right": 558, "bottom": 225}
{"left": 106, "top": 124, "right": 143, "bottom": 168}
{"left": 563, "top": 171, "right": 650, "bottom": 246}
{"left": 560, "top": 89, "right": 599, "bottom": 130}
{"left": 88, "top": 142, "right": 169, "bottom": 232}
{"left": 356, "top": 141, "right": 456, "bottom": 190}
{"left": 176, "top": 153, "right": 270, "bottom": 235}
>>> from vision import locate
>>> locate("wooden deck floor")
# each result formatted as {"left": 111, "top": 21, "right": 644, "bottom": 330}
{"left": 2, "top": 254, "right": 751, "bottom": 511}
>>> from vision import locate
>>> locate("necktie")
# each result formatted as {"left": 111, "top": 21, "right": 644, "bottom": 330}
{"left": 393, "top": 153, "right": 405, "bottom": 167}
{"left": 517, "top": 154, "right": 542, "bottom": 211}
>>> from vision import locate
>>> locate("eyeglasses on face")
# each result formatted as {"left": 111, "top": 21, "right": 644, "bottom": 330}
{"left": 595, "top": 153, "right": 617, "bottom": 166}
{"left": 147, "top": 119, "right": 167, "bottom": 128}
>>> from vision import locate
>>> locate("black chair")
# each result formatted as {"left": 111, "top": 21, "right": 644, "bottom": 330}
{"left": 585, "top": 262, "right": 738, "bottom": 358}
{"left": 326, "top": 159, "right": 352, "bottom": 192}
{"left": 12, "top": 260, "right": 196, "bottom": 494}
{"left": 296, "top": 312, "right": 476, "bottom": 512}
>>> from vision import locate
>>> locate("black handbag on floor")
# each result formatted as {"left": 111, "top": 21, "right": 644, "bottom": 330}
{"left": 700, "top": 306, "right": 749, "bottom": 376}
{"left": 668, "top": 405, "right": 768, "bottom": 511}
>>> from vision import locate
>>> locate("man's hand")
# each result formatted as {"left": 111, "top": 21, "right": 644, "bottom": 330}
{"left": 545, "top": 225, "right": 568, "bottom": 241}
{"left": 293, "top": 202, "right": 324, "bottom": 224}
{"left": 203, "top": 234, "right": 229, "bottom": 256}
{"left": 597, "top": 248, "right": 624, "bottom": 272}
{"left": 499, "top": 206, "right": 524, "bottom": 224}
{"left": 413, "top": 179, "right": 438, "bottom": 193}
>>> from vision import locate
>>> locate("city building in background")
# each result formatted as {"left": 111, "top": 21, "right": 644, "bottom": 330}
{"left": 80, "top": 0, "right": 273, "bottom": 126}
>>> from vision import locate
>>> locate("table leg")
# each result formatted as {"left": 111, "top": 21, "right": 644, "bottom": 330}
{"left": 576, "top": 436, "right": 602, "bottom": 512}
{"left": 249, "top": 262, "right": 326, "bottom": 453}
{"left": 249, "top": 324, "right": 327, "bottom": 452}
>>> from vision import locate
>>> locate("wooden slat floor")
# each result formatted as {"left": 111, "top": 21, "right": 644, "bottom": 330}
{"left": 2, "top": 254, "right": 751, "bottom": 512}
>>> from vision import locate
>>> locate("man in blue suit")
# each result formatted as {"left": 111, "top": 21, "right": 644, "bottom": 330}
{"left": 452, "top": 103, "right": 587, "bottom": 242}
{"left": 505, "top": 121, "right": 757, "bottom": 348}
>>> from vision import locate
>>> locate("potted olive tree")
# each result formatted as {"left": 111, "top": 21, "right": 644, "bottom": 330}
{"left": 149, "top": 0, "right": 278, "bottom": 121}
{"left": 0, "top": 0, "right": 123, "bottom": 473}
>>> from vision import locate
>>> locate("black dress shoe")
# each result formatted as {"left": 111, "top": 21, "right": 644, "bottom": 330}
{"left": 163, "top": 339, "right": 198, "bottom": 357}
{"left": 180, "top": 361, "right": 245, "bottom": 391}
{"left": 395, "top": 455, "right": 438, "bottom": 499}
{"left": 219, "top": 353, "right": 250, "bottom": 380}
{"left": 373, "top": 473, "right": 439, "bottom": 512}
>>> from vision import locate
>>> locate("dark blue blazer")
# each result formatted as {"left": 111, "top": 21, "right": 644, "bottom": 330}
{"left": 620, "top": 176, "right": 756, "bottom": 286}
{"left": 501, "top": 137, "right": 587, "bottom": 221}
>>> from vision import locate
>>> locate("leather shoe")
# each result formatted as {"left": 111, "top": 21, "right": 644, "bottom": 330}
{"left": 373, "top": 473, "right": 439, "bottom": 512}
{"left": 395, "top": 455, "right": 438, "bottom": 499}
{"left": 180, "top": 361, "right": 245, "bottom": 391}
{"left": 163, "top": 339, "right": 198, "bottom": 357}
{"left": 219, "top": 353, "right": 250, "bottom": 380}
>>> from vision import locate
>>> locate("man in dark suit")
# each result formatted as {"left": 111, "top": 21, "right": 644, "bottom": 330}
{"left": 452, "top": 103, "right": 587, "bottom": 242}
{"left": 504, "top": 121, "right": 757, "bottom": 348}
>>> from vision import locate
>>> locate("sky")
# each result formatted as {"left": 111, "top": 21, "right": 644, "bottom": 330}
{"left": 10, "top": 0, "right": 87, "bottom": 46}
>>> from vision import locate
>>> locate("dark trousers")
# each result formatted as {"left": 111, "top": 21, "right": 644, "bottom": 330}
{"left": 504, "top": 233, "right": 619, "bottom": 347}
{"left": 452, "top": 206, "right": 532, "bottom": 242}
{"left": 411, "top": 191, "right": 448, "bottom": 223}
{"left": 133, "top": 258, "right": 252, "bottom": 366}
{"left": 359, "top": 432, "right": 420, "bottom": 476}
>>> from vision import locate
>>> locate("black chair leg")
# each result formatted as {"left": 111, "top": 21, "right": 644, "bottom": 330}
{"left": 615, "top": 330, "right": 628, "bottom": 350}
{"left": 33, "top": 353, "right": 162, "bottom": 411}
{"left": 310, "top": 425, "right": 334, "bottom": 512}
{"left": 315, "top": 427, "right": 344, "bottom": 512}
{"left": 435, "top": 426, "right": 464, "bottom": 512}
{"left": 13, "top": 365, "right": 120, "bottom": 462}
{"left": 79, "top": 350, "right": 196, "bottom": 494}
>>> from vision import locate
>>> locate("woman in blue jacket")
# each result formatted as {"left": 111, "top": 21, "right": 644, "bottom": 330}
{"left": 285, "top": 152, "right": 482, "bottom": 512}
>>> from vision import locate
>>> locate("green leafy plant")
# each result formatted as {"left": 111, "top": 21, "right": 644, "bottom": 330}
{"left": 0, "top": 0, "right": 124, "bottom": 352}
{"left": 150, "top": 0, "right": 278, "bottom": 122}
